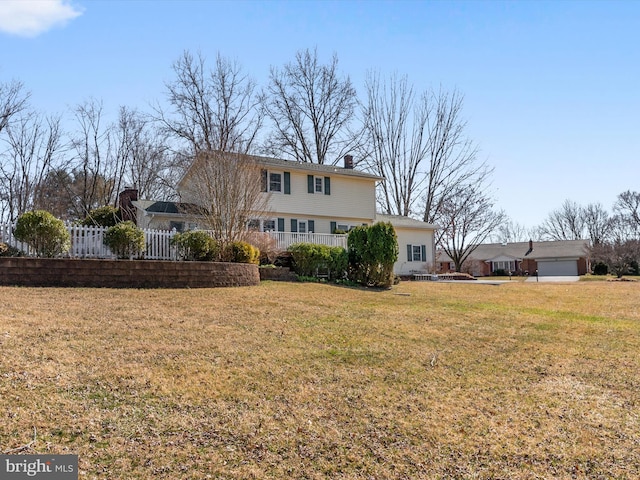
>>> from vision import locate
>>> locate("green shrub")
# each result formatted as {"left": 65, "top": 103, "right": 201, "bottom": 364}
{"left": 288, "top": 242, "right": 347, "bottom": 279}
{"left": 347, "top": 222, "right": 398, "bottom": 288}
{"left": 103, "top": 221, "right": 145, "bottom": 259}
{"left": 171, "top": 230, "right": 219, "bottom": 261}
{"left": 80, "top": 206, "right": 121, "bottom": 227}
{"left": 224, "top": 241, "right": 260, "bottom": 264}
{"left": 13, "top": 210, "right": 71, "bottom": 257}
{"left": 592, "top": 262, "right": 608, "bottom": 275}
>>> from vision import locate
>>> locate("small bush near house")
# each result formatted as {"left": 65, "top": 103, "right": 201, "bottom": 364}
{"left": 288, "top": 243, "right": 347, "bottom": 279}
{"left": 592, "top": 262, "right": 608, "bottom": 275}
{"left": 103, "top": 221, "right": 145, "bottom": 259}
{"left": 171, "top": 231, "right": 219, "bottom": 261}
{"left": 13, "top": 210, "right": 71, "bottom": 257}
{"left": 80, "top": 206, "right": 122, "bottom": 227}
{"left": 223, "top": 241, "right": 260, "bottom": 264}
{"left": 244, "top": 231, "right": 280, "bottom": 264}
{"left": 347, "top": 222, "right": 398, "bottom": 288}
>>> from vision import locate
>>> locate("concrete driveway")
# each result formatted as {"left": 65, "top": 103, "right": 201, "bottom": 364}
{"left": 525, "top": 276, "right": 580, "bottom": 283}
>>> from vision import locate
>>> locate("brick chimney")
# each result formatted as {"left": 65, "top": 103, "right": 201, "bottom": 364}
{"left": 119, "top": 187, "right": 138, "bottom": 223}
{"left": 344, "top": 154, "right": 354, "bottom": 169}
{"left": 525, "top": 239, "right": 533, "bottom": 256}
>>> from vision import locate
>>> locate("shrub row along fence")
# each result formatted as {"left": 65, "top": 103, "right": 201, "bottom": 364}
{"left": 0, "top": 223, "right": 349, "bottom": 260}
{"left": 0, "top": 222, "right": 178, "bottom": 260}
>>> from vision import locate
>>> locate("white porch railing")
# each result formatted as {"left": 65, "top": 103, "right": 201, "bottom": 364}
{"left": 266, "top": 231, "right": 347, "bottom": 250}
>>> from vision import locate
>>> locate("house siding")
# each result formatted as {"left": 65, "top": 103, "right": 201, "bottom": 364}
{"left": 392, "top": 227, "right": 436, "bottom": 276}
{"left": 266, "top": 171, "right": 377, "bottom": 221}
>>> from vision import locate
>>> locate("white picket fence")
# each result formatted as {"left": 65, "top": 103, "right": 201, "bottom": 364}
{"left": 0, "top": 222, "right": 178, "bottom": 260}
{"left": 0, "top": 222, "right": 349, "bottom": 260}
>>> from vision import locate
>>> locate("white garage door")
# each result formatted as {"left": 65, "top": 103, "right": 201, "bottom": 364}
{"left": 537, "top": 260, "right": 578, "bottom": 276}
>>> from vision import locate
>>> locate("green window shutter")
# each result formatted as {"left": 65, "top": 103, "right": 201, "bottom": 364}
{"left": 307, "top": 175, "right": 314, "bottom": 193}
{"left": 290, "top": 219, "right": 298, "bottom": 233}
{"left": 308, "top": 220, "right": 315, "bottom": 233}
{"left": 277, "top": 218, "right": 285, "bottom": 232}
{"left": 324, "top": 177, "right": 331, "bottom": 195}
{"left": 261, "top": 169, "right": 267, "bottom": 192}
{"left": 284, "top": 171, "right": 291, "bottom": 194}
{"left": 421, "top": 245, "right": 427, "bottom": 262}
{"left": 407, "top": 245, "right": 413, "bottom": 262}
{"left": 330, "top": 221, "right": 337, "bottom": 234}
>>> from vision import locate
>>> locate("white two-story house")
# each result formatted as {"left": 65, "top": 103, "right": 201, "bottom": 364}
{"left": 126, "top": 152, "right": 436, "bottom": 276}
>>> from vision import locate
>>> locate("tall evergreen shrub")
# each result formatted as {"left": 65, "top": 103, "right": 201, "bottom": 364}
{"left": 347, "top": 222, "right": 398, "bottom": 287}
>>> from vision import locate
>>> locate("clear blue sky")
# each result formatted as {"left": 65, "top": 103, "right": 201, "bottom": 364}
{"left": 1, "top": 0, "right": 638, "bottom": 229}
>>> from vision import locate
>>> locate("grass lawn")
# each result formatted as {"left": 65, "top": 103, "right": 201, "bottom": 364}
{"left": 1, "top": 281, "right": 639, "bottom": 479}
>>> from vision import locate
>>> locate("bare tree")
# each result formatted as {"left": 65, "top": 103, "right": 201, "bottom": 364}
{"left": 262, "top": 48, "right": 358, "bottom": 164}
{"left": 156, "top": 50, "right": 263, "bottom": 156}
{"left": 0, "top": 110, "right": 63, "bottom": 221}
{"left": 536, "top": 199, "right": 585, "bottom": 241}
{"left": 0, "top": 79, "right": 29, "bottom": 134}
{"left": 360, "top": 72, "right": 426, "bottom": 216}
{"left": 438, "top": 180, "right": 506, "bottom": 272}
{"left": 591, "top": 238, "right": 640, "bottom": 278}
{"left": 67, "top": 99, "right": 126, "bottom": 218}
{"left": 179, "top": 151, "right": 271, "bottom": 245}
{"left": 582, "top": 202, "right": 611, "bottom": 246}
{"left": 117, "top": 107, "right": 174, "bottom": 200}
{"left": 614, "top": 190, "right": 640, "bottom": 234}
{"left": 419, "top": 88, "right": 486, "bottom": 225}
{"left": 359, "top": 74, "right": 488, "bottom": 228}
{"left": 490, "top": 218, "right": 532, "bottom": 244}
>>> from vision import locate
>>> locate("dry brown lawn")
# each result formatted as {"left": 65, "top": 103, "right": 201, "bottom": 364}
{"left": 1, "top": 280, "right": 639, "bottom": 479}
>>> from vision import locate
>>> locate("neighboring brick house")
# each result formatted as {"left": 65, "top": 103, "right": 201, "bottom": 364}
{"left": 126, "top": 152, "right": 437, "bottom": 276}
{"left": 437, "top": 239, "right": 591, "bottom": 277}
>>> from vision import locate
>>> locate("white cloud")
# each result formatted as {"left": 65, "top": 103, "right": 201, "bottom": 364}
{"left": 0, "top": 0, "right": 83, "bottom": 37}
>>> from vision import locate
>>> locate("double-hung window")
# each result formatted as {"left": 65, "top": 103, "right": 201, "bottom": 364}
{"left": 262, "top": 170, "right": 291, "bottom": 194}
{"left": 269, "top": 172, "right": 282, "bottom": 192}
{"left": 263, "top": 220, "right": 276, "bottom": 232}
{"left": 307, "top": 175, "right": 331, "bottom": 195}
{"left": 407, "top": 244, "right": 427, "bottom": 262}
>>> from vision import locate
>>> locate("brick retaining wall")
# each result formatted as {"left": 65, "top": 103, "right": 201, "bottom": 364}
{"left": 0, "top": 258, "right": 260, "bottom": 288}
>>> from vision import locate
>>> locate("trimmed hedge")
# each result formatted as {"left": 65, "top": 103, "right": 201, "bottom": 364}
{"left": 13, "top": 210, "right": 71, "bottom": 258}
{"left": 224, "top": 241, "right": 260, "bottom": 264}
{"left": 288, "top": 243, "right": 348, "bottom": 279}
{"left": 103, "top": 221, "right": 145, "bottom": 259}
{"left": 171, "top": 230, "right": 220, "bottom": 261}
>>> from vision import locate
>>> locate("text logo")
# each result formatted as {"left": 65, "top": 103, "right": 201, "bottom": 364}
{"left": 1, "top": 455, "right": 78, "bottom": 479}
